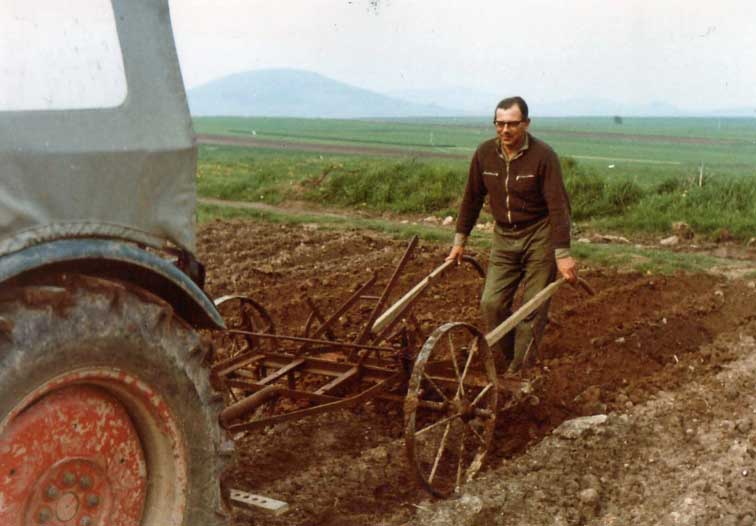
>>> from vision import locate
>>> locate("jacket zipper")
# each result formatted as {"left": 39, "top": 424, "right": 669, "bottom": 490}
{"left": 504, "top": 159, "right": 512, "bottom": 224}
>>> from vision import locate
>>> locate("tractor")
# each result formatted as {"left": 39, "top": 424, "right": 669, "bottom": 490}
{"left": 0, "top": 1, "right": 229, "bottom": 524}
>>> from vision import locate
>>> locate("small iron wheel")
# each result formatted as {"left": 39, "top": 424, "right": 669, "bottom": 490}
{"left": 214, "top": 295, "right": 275, "bottom": 355}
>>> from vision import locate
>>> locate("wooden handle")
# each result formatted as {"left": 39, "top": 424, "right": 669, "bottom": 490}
{"left": 371, "top": 260, "right": 455, "bottom": 334}
{"left": 484, "top": 278, "right": 565, "bottom": 347}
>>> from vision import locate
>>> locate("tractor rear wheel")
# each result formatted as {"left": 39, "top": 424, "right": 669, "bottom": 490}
{"left": 0, "top": 274, "right": 229, "bottom": 526}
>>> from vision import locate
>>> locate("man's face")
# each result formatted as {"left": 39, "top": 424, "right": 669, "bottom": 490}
{"left": 494, "top": 105, "right": 529, "bottom": 150}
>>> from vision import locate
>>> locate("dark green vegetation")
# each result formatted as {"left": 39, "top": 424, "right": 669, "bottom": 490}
{"left": 196, "top": 116, "right": 756, "bottom": 242}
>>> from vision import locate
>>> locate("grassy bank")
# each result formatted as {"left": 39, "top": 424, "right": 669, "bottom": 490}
{"left": 198, "top": 144, "right": 756, "bottom": 241}
{"left": 198, "top": 203, "right": 749, "bottom": 276}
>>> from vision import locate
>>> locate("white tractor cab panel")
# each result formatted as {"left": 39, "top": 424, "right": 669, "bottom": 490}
{"left": 0, "top": 0, "right": 197, "bottom": 257}
{"left": 0, "top": 0, "right": 127, "bottom": 111}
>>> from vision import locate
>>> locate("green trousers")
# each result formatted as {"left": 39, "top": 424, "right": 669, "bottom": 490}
{"left": 480, "top": 217, "right": 556, "bottom": 372}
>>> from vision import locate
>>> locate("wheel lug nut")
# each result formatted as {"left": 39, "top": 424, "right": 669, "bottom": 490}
{"left": 38, "top": 506, "right": 52, "bottom": 523}
{"left": 79, "top": 475, "right": 93, "bottom": 489}
{"left": 62, "top": 471, "right": 76, "bottom": 486}
{"left": 80, "top": 516, "right": 93, "bottom": 526}
{"left": 86, "top": 494, "right": 100, "bottom": 507}
{"left": 45, "top": 485, "right": 59, "bottom": 499}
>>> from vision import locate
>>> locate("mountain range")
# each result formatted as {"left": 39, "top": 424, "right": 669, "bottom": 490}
{"left": 187, "top": 69, "right": 756, "bottom": 118}
{"left": 187, "top": 69, "right": 455, "bottom": 118}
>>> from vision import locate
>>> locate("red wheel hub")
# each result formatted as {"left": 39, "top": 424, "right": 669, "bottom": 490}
{"left": 1, "top": 384, "right": 147, "bottom": 525}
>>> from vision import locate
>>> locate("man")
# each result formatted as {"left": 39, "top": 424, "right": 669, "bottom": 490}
{"left": 447, "top": 96, "right": 577, "bottom": 373}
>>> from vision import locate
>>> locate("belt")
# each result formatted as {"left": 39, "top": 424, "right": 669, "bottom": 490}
{"left": 496, "top": 215, "right": 548, "bottom": 231}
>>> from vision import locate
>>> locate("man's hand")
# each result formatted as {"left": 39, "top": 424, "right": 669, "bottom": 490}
{"left": 556, "top": 256, "right": 578, "bottom": 284}
{"left": 446, "top": 245, "right": 465, "bottom": 265}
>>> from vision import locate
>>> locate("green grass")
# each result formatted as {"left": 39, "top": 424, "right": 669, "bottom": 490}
{"left": 195, "top": 116, "right": 756, "bottom": 168}
{"left": 195, "top": 116, "right": 485, "bottom": 154}
{"left": 594, "top": 177, "right": 756, "bottom": 239}
{"left": 196, "top": 116, "right": 756, "bottom": 242}
{"left": 570, "top": 242, "right": 738, "bottom": 275}
{"left": 533, "top": 116, "right": 756, "bottom": 141}
{"left": 302, "top": 159, "right": 465, "bottom": 216}
{"left": 198, "top": 145, "right": 469, "bottom": 215}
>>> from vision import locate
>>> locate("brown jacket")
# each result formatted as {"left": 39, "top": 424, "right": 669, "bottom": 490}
{"left": 455, "top": 133, "right": 572, "bottom": 249}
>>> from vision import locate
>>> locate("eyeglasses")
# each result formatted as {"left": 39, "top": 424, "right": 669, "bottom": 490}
{"left": 493, "top": 120, "right": 524, "bottom": 129}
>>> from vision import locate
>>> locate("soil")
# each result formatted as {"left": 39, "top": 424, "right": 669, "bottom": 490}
{"left": 197, "top": 219, "right": 756, "bottom": 526}
{"left": 197, "top": 134, "right": 467, "bottom": 159}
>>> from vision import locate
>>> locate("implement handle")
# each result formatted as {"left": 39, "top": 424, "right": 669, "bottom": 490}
{"left": 484, "top": 277, "right": 594, "bottom": 348}
{"left": 372, "top": 260, "right": 454, "bottom": 334}
{"left": 371, "top": 255, "right": 486, "bottom": 335}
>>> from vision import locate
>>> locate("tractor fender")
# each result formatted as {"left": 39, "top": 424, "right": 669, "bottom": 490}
{"left": 0, "top": 239, "right": 224, "bottom": 329}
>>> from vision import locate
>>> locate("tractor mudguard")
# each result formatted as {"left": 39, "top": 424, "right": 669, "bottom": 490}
{"left": 0, "top": 239, "right": 224, "bottom": 329}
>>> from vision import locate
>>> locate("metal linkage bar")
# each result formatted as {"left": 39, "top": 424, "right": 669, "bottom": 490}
{"left": 224, "top": 380, "right": 340, "bottom": 405}
{"left": 212, "top": 350, "right": 264, "bottom": 378}
{"left": 257, "top": 352, "right": 397, "bottom": 381}
{"left": 226, "top": 329, "right": 395, "bottom": 354}
{"left": 314, "top": 366, "right": 359, "bottom": 395}
{"left": 223, "top": 376, "right": 400, "bottom": 433}
{"left": 257, "top": 358, "right": 306, "bottom": 385}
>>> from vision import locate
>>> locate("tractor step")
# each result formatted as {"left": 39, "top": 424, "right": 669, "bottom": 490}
{"left": 229, "top": 489, "right": 289, "bottom": 516}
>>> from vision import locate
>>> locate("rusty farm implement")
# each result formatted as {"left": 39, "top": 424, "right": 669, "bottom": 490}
{"left": 211, "top": 236, "right": 594, "bottom": 499}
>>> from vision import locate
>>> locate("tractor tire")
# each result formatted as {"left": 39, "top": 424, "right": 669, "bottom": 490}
{"left": 0, "top": 273, "right": 230, "bottom": 526}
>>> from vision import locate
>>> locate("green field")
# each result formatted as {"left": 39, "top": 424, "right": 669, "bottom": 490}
{"left": 195, "top": 115, "right": 756, "bottom": 164}
{"left": 194, "top": 116, "right": 756, "bottom": 241}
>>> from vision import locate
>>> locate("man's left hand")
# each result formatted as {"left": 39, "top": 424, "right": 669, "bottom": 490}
{"left": 557, "top": 256, "right": 578, "bottom": 284}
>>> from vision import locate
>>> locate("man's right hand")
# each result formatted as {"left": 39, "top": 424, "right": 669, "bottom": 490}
{"left": 556, "top": 256, "right": 578, "bottom": 284}
{"left": 446, "top": 245, "right": 465, "bottom": 265}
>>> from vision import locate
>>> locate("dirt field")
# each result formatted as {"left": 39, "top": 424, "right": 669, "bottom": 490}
{"left": 197, "top": 219, "right": 756, "bottom": 526}
{"left": 197, "top": 133, "right": 468, "bottom": 159}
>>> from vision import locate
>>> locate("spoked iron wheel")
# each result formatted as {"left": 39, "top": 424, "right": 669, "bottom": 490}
{"left": 404, "top": 322, "right": 498, "bottom": 497}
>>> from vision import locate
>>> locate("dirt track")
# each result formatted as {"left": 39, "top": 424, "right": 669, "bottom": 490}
{"left": 197, "top": 219, "right": 756, "bottom": 525}
{"left": 197, "top": 133, "right": 467, "bottom": 159}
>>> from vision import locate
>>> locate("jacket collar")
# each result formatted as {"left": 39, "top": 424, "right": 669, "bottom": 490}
{"left": 496, "top": 133, "right": 530, "bottom": 161}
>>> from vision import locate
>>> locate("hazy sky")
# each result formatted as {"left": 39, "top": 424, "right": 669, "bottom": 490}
{"left": 169, "top": 0, "right": 756, "bottom": 111}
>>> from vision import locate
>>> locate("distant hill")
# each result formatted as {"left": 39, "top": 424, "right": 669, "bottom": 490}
{"left": 383, "top": 90, "right": 698, "bottom": 117}
{"left": 187, "top": 69, "right": 461, "bottom": 118}
{"left": 534, "top": 98, "right": 687, "bottom": 117}
{"left": 386, "top": 86, "right": 499, "bottom": 115}
{"left": 188, "top": 69, "right": 756, "bottom": 118}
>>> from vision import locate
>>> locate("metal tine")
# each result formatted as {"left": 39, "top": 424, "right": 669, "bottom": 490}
{"left": 352, "top": 235, "right": 418, "bottom": 350}
{"left": 302, "top": 295, "right": 335, "bottom": 340}
{"left": 296, "top": 273, "right": 378, "bottom": 355}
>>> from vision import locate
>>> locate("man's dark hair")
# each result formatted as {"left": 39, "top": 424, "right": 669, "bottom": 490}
{"left": 495, "top": 96, "right": 529, "bottom": 120}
